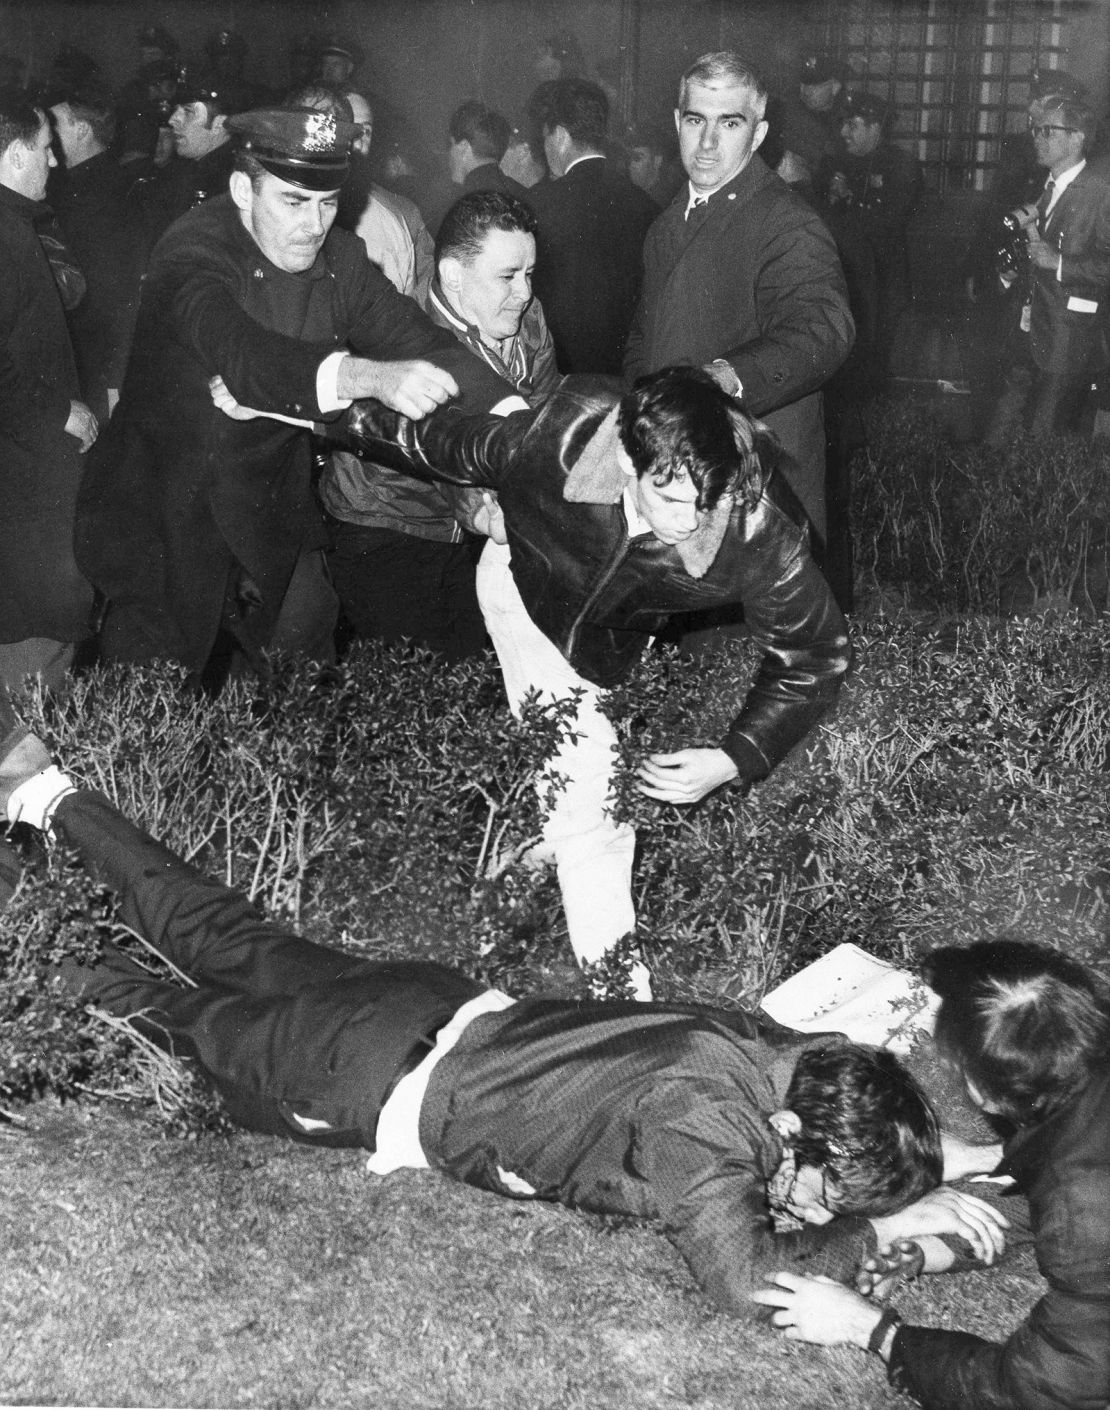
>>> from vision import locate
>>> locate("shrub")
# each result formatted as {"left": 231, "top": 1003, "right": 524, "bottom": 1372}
{"left": 2, "top": 611, "right": 1107, "bottom": 1127}
{"left": 851, "top": 401, "right": 1110, "bottom": 614}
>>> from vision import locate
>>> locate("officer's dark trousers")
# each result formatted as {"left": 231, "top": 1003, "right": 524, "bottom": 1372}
{"left": 52, "top": 792, "right": 482, "bottom": 1145}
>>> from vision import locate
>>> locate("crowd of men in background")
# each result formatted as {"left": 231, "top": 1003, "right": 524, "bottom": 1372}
{"left": 2, "top": 20, "right": 1109, "bottom": 934}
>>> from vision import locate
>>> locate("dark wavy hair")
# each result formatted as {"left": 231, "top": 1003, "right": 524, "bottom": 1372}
{"left": 927, "top": 939, "right": 1110, "bottom": 1125}
{"left": 785, "top": 1043, "right": 943, "bottom": 1216}
{"left": 617, "top": 366, "right": 775, "bottom": 513}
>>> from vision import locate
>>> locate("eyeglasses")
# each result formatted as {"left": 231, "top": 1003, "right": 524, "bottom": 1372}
{"left": 1028, "top": 123, "right": 1078, "bottom": 138}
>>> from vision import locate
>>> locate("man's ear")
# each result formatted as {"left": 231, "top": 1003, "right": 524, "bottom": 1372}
{"left": 768, "top": 1109, "right": 803, "bottom": 1143}
{"left": 211, "top": 112, "right": 228, "bottom": 136}
{"left": 752, "top": 117, "right": 769, "bottom": 154}
{"left": 439, "top": 254, "right": 463, "bottom": 295}
{"left": 229, "top": 168, "right": 253, "bottom": 213}
{"left": 673, "top": 107, "right": 681, "bottom": 137}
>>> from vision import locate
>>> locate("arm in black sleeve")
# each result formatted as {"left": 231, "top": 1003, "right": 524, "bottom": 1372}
{"left": 719, "top": 487, "right": 851, "bottom": 784}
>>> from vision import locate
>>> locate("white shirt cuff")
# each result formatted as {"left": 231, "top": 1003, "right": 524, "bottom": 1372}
{"left": 491, "top": 395, "right": 530, "bottom": 417}
{"left": 317, "top": 350, "right": 353, "bottom": 413}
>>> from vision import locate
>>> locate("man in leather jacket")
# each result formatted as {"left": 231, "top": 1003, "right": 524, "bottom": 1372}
{"left": 321, "top": 365, "right": 850, "bottom": 996}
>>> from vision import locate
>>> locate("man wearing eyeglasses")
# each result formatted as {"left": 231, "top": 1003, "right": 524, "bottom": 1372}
{"left": 986, "top": 89, "right": 1110, "bottom": 442}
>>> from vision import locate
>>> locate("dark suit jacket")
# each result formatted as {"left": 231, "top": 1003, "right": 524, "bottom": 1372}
{"left": 529, "top": 155, "right": 658, "bottom": 374}
{"left": 75, "top": 195, "right": 510, "bottom": 672}
{"left": 1029, "top": 160, "right": 1110, "bottom": 376}
{"left": 462, "top": 162, "right": 532, "bottom": 204}
{"left": 625, "top": 155, "right": 854, "bottom": 539}
{"left": 0, "top": 183, "right": 94, "bottom": 646}
{"left": 50, "top": 151, "right": 147, "bottom": 424}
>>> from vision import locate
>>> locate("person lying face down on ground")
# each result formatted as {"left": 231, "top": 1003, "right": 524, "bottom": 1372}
{"left": 753, "top": 939, "right": 1110, "bottom": 1410}
{"left": 1, "top": 711, "right": 1008, "bottom": 1320}
{"left": 210, "top": 365, "right": 851, "bottom": 1001}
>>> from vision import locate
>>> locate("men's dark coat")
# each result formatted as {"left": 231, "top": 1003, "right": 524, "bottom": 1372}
{"left": 1028, "top": 161, "right": 1110, "bottom": 376}
{"left": 0, "top": 183, "right": 94, "bottom": 645}
{"left": 890, "top": 1063, "right": 1110, "bottom": 1409}
{"left": 340, "top": 379, "right": 850, "bottom": 786}
{"left": 55, "top": 788, "right": 874, "bottom": 1325}
{"left": 50, "top": 151, "right": 147, "bottom": 423}
{"left": 529, "top": 155, "right": 658, "bottom": 374}
{"left": 461, "top": 162, "right": 532, "bottom": 204}
{"left": 625, "top": 155, "right": 854, "bottom": 540}
{"left": 75, "top": 195, "right": 509, "bottom": 673}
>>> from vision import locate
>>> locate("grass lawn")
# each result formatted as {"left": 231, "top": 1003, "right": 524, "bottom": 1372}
{"left": 2, "top": 602, "right": 1107, "bottom": 1409}
{"left": 0, "top": 1100, "right": 1042, "bottom": 1410}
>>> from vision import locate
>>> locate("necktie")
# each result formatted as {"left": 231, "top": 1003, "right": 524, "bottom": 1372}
{"left": 1037, "top": 177, "right": 1055, "bottom": 233}
{"left": 685, "top": 195, "right": 709, "bottom": 235}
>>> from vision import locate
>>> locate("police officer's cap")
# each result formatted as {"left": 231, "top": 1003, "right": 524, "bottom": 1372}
{"left": 842, "top": 91, "right": 890, "bottom": 125}
{"left": 800, "top": 52, "right": 848, "bottom": 86}
{"left": 205, "top": 27, "right": 247, "bottom": 59}
{"left": 175, "top": 66, "right": 246, "bottom": 116}
{"left": 227, "top": 107, "right": 358, "bottom": 190}
{"left": 318, "top": 34, "right": 363, "bottom": 66}
{"left": 138, "top": 24, "right": 177, "bottom": 56}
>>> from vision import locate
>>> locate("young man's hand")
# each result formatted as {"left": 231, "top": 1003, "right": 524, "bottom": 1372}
{"left": 869, "top": 1187, "right": 1009, "bottom": 1265}
{"left": 636, "top": 746, "right": 739, "bottom": 803}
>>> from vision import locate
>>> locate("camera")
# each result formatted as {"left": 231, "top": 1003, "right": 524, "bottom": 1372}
{"left": 996, "top": 210, "right": 1031, "bottom": 285}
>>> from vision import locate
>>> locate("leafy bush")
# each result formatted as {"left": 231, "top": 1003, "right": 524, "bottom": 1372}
{"left": 2, "top": 611, "right": 1108, "bottom": 1126}
{"left": 852, "top": 401, "right": 1110, "bottom": 614}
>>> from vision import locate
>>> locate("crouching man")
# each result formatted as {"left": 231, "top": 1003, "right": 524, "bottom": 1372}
{"left": 217, "top": 365, "right": 850, "bottom": 997}
{"left": 1, "top": 715, "right": 1007, "bottom": 1319}
{"left": 753, "top": 940, "right": 1110, "bottom": 1409}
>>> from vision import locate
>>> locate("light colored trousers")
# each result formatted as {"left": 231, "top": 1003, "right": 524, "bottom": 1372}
{"left": 476, "top": 540, "right": 636, "bottom": 965}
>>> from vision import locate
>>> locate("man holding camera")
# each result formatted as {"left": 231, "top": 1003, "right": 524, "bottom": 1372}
{"left": 985, "top": 86, "right": 1110, "bottom": 442}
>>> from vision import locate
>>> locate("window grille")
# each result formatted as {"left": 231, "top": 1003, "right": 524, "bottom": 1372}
{"left": 815, "top": 0, "right": 1071, "bottom": 191}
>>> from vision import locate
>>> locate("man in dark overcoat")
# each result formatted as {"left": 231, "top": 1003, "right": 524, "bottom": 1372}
{"left": 625, "top": 51, "right": 854, "bottom": 546}
{"left": 75, "top": 108, "right": 512, "bottom": 683}
{"left": 528, "top": 78, "right": 658, "bottom": 375}
{"left": 0, "top": 89, "right": 97, "bottom": 693}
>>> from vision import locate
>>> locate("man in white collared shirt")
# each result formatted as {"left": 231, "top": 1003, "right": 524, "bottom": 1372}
{"left": 987, "top": 89, "right": 1110, "bottom": 441}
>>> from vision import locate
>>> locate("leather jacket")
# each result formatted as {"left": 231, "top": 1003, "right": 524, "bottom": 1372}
{"left": 337, "top": 378, "right": 850, "bottom": 783}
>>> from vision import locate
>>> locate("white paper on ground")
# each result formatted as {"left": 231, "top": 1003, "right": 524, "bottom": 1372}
{"left": 760, "top": 942, "right": 940, "bottom": 1054}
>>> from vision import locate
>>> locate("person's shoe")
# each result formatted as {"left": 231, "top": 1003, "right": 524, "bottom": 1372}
{"left": 0, "top": 727, "right": 53, "bottom": 820}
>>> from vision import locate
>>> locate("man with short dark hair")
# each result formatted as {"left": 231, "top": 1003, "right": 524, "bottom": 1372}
{"left": 48, "top": 76, "right": 146, "bottom": 422}
{"left": 625, "top": 51, "right": 853, "bottom": 545}
{"left": 76, "top": 107, "right": 513, "bottom": 686}
{"left": 0, "top": 88, "right": 96, "bottom": 697}
{"left": 299, "top": 365, "right": 851, "bottom": 996}
{"left": 0, "top": 709, "right": 1006, "bottom": 1322}
{"left": 755, "top": 938, "right": 1110, "bottom": 1410}
{"left": 527, "top": 77, "right": 657, "bottom": 373}
{"left": 447, "top": 100, "right": 529, "bottom": 202}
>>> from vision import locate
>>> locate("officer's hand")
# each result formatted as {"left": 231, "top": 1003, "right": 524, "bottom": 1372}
{"left": 363, "top": 360, "right": 459, "bottom": 419}
{"left": 65, "top": 400, "right": 98, "bottom": 453}
{"left": 636, "top": 747, "right": 739, "bottom": 804}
